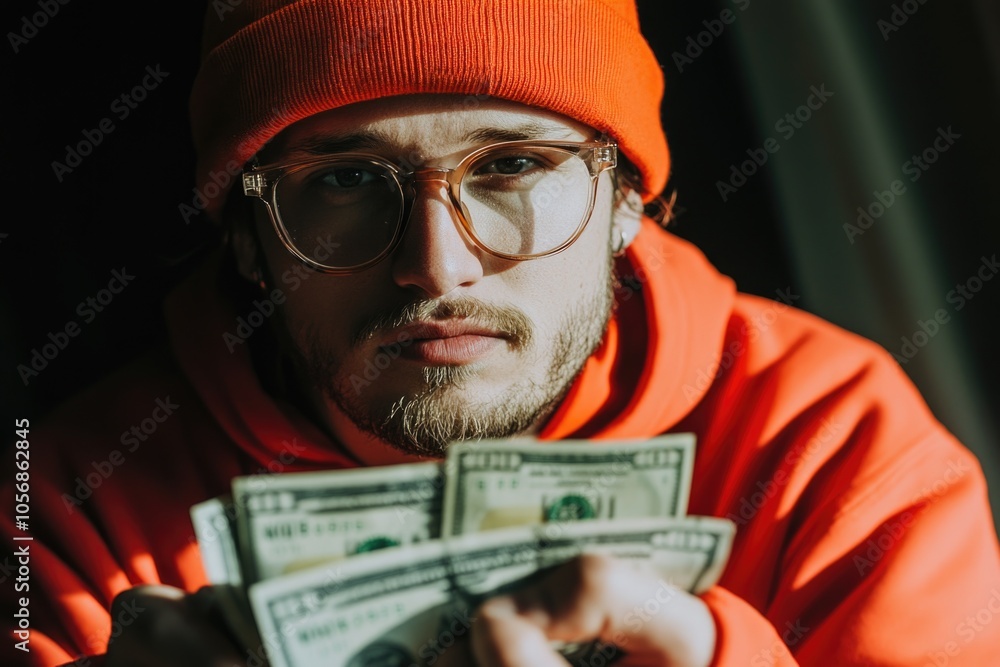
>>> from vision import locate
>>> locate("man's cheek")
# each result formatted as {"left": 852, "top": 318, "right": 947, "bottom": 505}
{"left": 279, "top": 304, "right": 349, "bottom": 363}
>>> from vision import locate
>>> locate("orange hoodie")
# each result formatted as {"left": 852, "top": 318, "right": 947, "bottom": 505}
{"left": 4, "top": 218, "right": 999, "bottom": 666}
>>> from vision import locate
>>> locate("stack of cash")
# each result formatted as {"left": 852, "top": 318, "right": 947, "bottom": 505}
{"left": 190, "top": 434, "right": 735, "bottom": 667}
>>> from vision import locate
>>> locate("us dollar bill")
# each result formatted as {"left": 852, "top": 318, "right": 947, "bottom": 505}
{"left": 190, "top": 495, "right": 242, "bottom": 586}
{"left": 232, "top": 461, "right": 443, "bottom": 584}
{"left": 190, "top": 496, "right": 263, "bottom": 653}
{"left": 441, "top": 434, "right": 696, "bottom": 537}
{"left": 249, "top": 516, "right": 734, "bottom": 667}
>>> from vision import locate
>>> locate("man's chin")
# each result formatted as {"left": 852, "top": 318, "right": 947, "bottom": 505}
{"left": 339, "top": 361, "right": 480, "bottom": 399}
{"left": 329, "top": 370, "right": 557, "bottom": 458}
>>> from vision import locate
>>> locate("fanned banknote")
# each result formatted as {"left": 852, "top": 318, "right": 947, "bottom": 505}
{"left": 190, "top": 495, "right": 242, "bottom": 586}
{"left": 189, "top": 432, "right": 734, "bottom": 663}
{"left": 249, "top": 516, "right": 734, "bottom": 667}
{"left": 231, "top": 461, "right": 444, "bottom": 584}
{"left": 190, "top": 496, "right": 260, "bottom": 651}
{"left": 441, "top": 434, "right": 696, "bottom": 537}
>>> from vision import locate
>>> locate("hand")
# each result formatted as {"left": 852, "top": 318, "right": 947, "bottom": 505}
{"left": 104, "top": 584, "right": 252, "bottom": 667}
{"left": 464, "top": 554, "right": 716, "bottom": 667}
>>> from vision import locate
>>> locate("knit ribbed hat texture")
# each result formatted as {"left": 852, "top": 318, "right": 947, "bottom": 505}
{"left": 189, "top": 0, "right": 669, "bottom": 219}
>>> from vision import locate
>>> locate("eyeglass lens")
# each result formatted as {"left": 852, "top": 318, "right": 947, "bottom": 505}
{"left": 272, "top": 147, "right": 594, "bottom": 268}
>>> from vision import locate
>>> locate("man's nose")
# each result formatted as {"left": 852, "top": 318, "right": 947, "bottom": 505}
{"left": 390, "top": 179, "right": 485, "bottom": 298}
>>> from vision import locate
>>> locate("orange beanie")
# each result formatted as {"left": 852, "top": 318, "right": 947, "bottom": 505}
{"left": 189, "top": 0, "right": 669, "bottom": 220}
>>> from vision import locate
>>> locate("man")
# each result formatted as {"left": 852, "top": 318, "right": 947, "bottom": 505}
{"left": 4, "top": 1, "right": 1000, "bottom": 665}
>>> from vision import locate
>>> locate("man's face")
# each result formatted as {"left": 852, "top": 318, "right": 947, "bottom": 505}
{"left": 242, "top": 94, "right": 638, "bottom": 459}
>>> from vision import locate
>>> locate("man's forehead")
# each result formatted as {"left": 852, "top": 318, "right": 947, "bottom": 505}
{"left": 260, "top": 94, "right": 592, "bottom": 162}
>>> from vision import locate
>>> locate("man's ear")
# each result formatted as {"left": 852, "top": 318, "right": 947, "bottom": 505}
{"left": 612, "top": 187, "right": 644, "bottom": 251}
{"left": 227, "top": 209, "right": 262, "bottom": 283}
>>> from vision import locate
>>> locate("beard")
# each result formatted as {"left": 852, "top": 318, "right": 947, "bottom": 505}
{"left": 285, "top": 253, "right": 616, "bottom": 459}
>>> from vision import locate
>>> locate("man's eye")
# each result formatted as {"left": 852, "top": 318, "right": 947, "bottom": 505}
{"left": 318, "top": 168, "right": 379, "bottom": 188}
{"left": 476, "top": 157, "right": 542, "bottom": 175}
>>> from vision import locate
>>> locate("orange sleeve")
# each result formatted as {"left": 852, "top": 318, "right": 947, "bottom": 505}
{"left": 684, "top": 296, "right": 1000, "bottom": 666}
{"left": 702, "top": 441, "right": 1000, "bottom": 666}
{"left": 702, "top": 587, "right": 800, "bottom": 666}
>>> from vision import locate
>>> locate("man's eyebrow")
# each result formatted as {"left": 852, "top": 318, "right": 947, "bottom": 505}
{"left": 290, "top": 132, "right": 393, "bottom": 157}
{"left": 463, "top": 123, "right": 578, "bottom": 144}
{"left": 285, "top": 122, "right": 578, "bottom": 159}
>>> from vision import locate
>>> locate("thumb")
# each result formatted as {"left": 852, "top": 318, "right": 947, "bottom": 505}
{"left": 471, "top": 595, "right": 570, "bottom": 667}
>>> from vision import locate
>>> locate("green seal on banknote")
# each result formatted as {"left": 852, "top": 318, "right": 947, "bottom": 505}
{"left": 546, "top": 495, "right": 596, "bottom": 522}
{"left": 354, "top": 536, "right": 402, "bottom": 553}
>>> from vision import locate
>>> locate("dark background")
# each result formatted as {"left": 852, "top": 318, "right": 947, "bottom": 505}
{"left": 3, "top": 1, "right": 999, "bottom": 524}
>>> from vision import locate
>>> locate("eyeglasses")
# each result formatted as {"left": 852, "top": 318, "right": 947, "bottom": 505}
{"left": 241, "top": 139, "right": 617, "bottom": 274}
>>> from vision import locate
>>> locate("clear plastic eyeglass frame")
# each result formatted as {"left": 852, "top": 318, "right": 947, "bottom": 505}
{"left": 241, "top": 138, "right": 618, "bottom": 275}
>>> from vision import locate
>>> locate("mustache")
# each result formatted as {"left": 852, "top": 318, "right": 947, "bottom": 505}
{"left": 350, "top": 298, "right": 534, "bottom": 349}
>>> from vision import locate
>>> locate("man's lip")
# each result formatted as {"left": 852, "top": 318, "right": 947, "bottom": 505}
{"left": 377, "top": 320, "right": 511, "bottom": 365}
{"left": 394, "top": 321, "right": 509, "bottom": 342}
{"left": 399, "top": 335, "right": 505, "bottom": 365}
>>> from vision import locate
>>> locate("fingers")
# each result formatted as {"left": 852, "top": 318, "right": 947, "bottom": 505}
{"left": 105, "top": 585, "right": 251, "bottom": 667}
{"left": 471, "top": 554, "right": 716, "bottom": 667}
{"left": 472, "top": 596, "right": 570, "bottom": 667}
